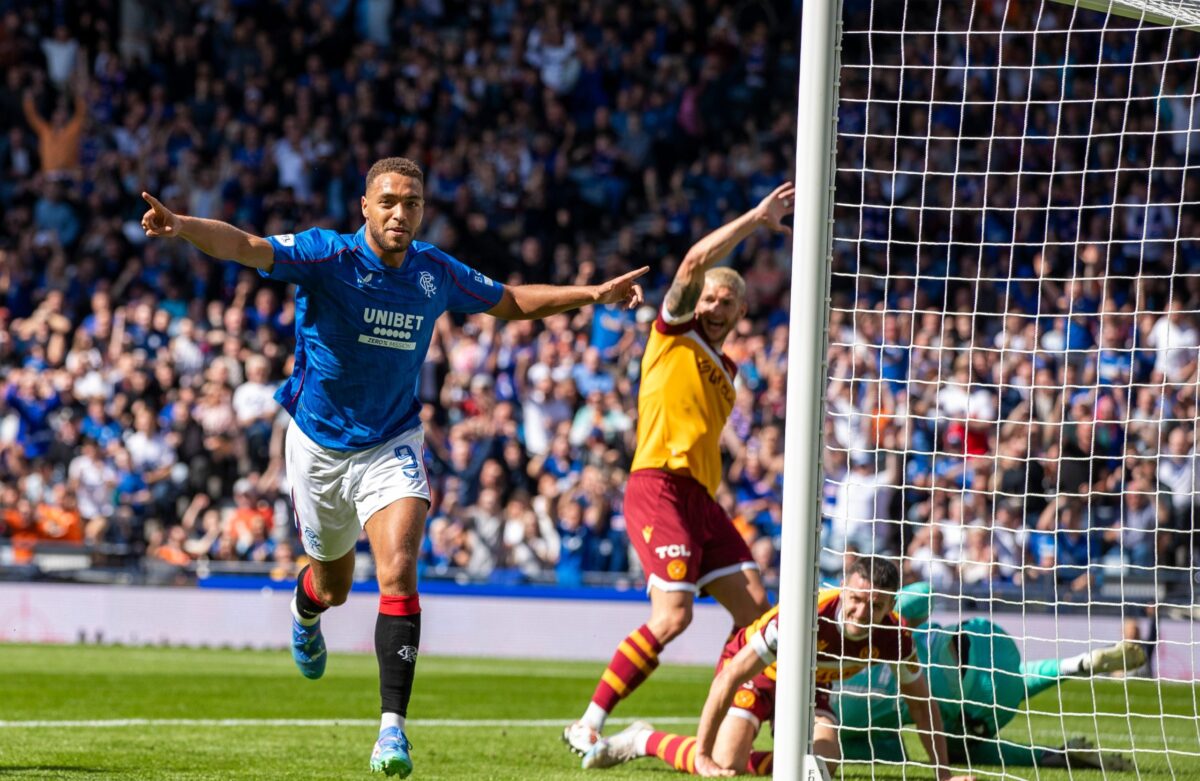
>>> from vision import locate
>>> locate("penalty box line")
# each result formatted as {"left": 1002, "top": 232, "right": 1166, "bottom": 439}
{"left": 0, "top": 716, "right": 700, "bottom": 729}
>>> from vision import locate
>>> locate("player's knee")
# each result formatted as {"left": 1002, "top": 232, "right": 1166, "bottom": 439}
{"left": 374, "top": 557, "right": 418, "bottom": 595}
{"left": 650, "top": 604, "right": 693, "bottom": 642}
{"left": 319, "top": 587, "right": 350, "bottom": 607}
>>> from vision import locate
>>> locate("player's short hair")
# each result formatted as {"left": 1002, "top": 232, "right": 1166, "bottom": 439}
{"left": 365, "top": 157, "right": 424, "bottom": 190}
{"left": 847, "top": 556, "right": 901, "bottom": 594}
{"left": 704, "top": 267, "right": 747, "bottom": 301}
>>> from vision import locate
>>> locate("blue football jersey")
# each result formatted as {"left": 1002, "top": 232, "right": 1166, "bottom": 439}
{"left": 261, "top": 225, "right": 503, "bottom": 450}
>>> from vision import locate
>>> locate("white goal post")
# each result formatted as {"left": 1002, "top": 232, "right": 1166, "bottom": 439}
{"left": 780, "top": 1, "right": 1200, "bottom": 779}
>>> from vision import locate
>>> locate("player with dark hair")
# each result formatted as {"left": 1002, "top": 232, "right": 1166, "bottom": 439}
{"left": 582, "top": 558, "right": 975, "bottom": 781}
{"left": 563, "top": 183, "right": 795, "bottom": 756}
{"left": 140, "top": 156, "right": 647, "bottom": 777}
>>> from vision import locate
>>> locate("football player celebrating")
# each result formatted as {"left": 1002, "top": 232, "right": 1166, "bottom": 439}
{"left": 563, "top": 183, "right": 795, "bottom": 756}
{"left": 141, "top": 157, "right": 646, "bottom": 777}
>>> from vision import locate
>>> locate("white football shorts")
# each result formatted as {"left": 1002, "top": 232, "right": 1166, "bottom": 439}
{"left": 285, "top": 418, "right": 430, "bottom": 561}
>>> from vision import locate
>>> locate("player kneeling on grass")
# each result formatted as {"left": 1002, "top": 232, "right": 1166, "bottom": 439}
{"left": 582, "top": 557, "right": 976, "bottom": 781}
{"left": 832, "top": 582, "right": 1143, "bottom": 771}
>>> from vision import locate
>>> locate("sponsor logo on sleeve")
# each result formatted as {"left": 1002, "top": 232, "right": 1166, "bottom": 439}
{"left": 472, "top": 269, "right": 494, "bottom": 287}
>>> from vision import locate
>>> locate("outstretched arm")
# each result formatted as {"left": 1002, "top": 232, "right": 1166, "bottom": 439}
{"left": 692, "top": 642, "right": 769, "bottom": 777}
{"left": 22, "top": 91, "right": 49, "bottom": 134}
{"left": 140, "top": 192, "right": 275, "bottom": 270}
{"left": 899, "top": 672, "right": 976, "bottom": 781}
{"left": 663, "top": 182, "right": 795, "bottom": 322}
{"left": 487, "top": 267, "right": 648, "bottom": 320}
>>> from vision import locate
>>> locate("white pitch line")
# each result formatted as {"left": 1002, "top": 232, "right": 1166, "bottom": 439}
{"left": 0, "top": 716, "right": 699, "bottom": 729}
{"left": 3, "top": 719, "right": 1194, "bottom": 750}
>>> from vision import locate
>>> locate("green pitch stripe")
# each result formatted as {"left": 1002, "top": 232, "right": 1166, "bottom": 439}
{"left": 0, "top": 716, "right": 699, "bottom": 729}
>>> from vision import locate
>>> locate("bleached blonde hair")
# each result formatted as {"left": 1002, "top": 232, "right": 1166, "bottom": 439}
{"left": 704, "top": 267, "right": 747, "bottom": 301}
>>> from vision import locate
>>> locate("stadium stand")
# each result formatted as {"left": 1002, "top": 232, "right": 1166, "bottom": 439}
{"left": 0, "top": 0, "right": 1192, "bottom": 609}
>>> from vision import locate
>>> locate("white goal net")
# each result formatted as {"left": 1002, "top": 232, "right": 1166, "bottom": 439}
{"left": 796, "top": 0, "right": 1200, "bottom": 778}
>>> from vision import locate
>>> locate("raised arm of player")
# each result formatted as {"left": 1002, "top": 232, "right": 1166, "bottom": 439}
{"left": 486, "top": 266, "right": 648, "bottom": 321}
{"left": 899, "top": 672, "right": 976, "bottom": 781}
{"left": 662, "top": 182, "right": 795, "bottom": 322}
{"left": 141, "top": 192, "right": 275, "bottom": 271}
{"left": 691, "top": 641, "right": 769, "bottom": 778}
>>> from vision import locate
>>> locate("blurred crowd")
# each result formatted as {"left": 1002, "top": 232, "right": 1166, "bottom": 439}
{"left": 822, "top": 1, "right": 1200, "bottom": 600}
{"left": 0, "top": 0, "right": 796, "bottom": 586}
{"left": 4, "top": 0, "right": 1199, "bottom": 600}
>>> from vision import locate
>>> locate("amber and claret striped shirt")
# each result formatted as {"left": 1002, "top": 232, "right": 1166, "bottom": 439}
{"left": 630, "top": 306, "right": 739, "bottom": 497}
{"left": 721, "top": 590, "right": 919, "bottom": 686}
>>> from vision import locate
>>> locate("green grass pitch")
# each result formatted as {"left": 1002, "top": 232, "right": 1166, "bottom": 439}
{"left": 0, "top": 644, "right": 1195, "bottom": 779}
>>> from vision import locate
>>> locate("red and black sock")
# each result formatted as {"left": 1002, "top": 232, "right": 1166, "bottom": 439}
{"left": 376, "top": 594, "right": 421, "bottom": 717}
{"left": 294, "top": 565, "right": 329, "bottom": 621}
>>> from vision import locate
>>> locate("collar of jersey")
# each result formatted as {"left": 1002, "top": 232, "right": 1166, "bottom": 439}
{"left": 355, "top": 225, "right": 419, "bottom": 273}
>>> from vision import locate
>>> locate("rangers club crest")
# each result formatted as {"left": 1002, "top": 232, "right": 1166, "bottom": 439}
{"left": 418, "top": 271, "right": 437, "bottom": 298}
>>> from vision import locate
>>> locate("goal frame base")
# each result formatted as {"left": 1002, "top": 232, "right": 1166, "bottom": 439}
{"left": 804, "top": 755, "right": 832, "bottom": 781}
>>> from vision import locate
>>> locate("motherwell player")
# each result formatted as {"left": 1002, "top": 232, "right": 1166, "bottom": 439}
{"left": 564, "top": 184, "right": 796, "bottom": 755}
{"left": 582, "top": 558, "right": 976, "bottom": 781}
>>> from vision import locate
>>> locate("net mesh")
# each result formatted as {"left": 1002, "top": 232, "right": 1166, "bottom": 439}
{"left": 818, "top": 0, "right": 1200, "bottom": 777}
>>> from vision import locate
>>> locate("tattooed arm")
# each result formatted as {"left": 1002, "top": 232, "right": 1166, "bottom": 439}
{"left": 662, "top": 182, "right": 796, "bottom": 321}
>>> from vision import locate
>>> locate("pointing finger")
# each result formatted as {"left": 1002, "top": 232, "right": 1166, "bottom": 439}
{"left": 619, "top": 266, "right": 650, "bottom": 283}
{"left": 142, "top": 192, "right": 167, "bottom": 213}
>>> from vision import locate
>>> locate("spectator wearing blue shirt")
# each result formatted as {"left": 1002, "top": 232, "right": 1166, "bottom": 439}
{"left": 571, "top": 346, "right": 616, "bottom": 397}
{"left": 1029, "top": 498, "right": 1101, "bottom": 597}
{"left": 879, "top": 315, "right": 911, "bottom": 396}
{"left": 731, "top": 451, "right": 781, "bottom": 536}
{"left": 32, "top": 181, "right": 80, "bottom": 248}
{"left": 3, "top": 369, "right": 62, "bottom": 460}
{"left": 555, "top": 496, "right": 591, "bottom": 587}
{"left": 111, "top": 447, "right": 150, "bottom": 520}
{"left": 80, "top": 398, "right": 122, "bottom": 448}
{"left": 137, "top": 155, "right": 648, "bottom": 776}
{"left": 590, "top": 302, "right": 635, "bottom": 361}
{"left": 580, "top": 503, "right": 628, "bottom": 574}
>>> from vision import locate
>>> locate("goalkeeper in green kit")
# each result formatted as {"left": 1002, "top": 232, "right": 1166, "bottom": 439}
{"left": 831, "top": 583, "right": 1146, "bottom": 770}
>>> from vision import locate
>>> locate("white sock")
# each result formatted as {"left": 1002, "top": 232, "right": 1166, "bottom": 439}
{"left": 381, "top": 712, "right": 405, "bottom": 732}
{"left": 1060, "top": 651, "right": 1090, "bottom": 676}
{"left": 582, "top": 702, "right": 608, "bottom": 732}
{"left": 635, "top": 727, "right": 652, "bottom": 756}
{"left": 291, "top": 595, "right": 320, "bottom": 627}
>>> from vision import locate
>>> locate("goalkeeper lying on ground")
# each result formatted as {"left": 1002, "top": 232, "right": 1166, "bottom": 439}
{"left": 832, "top": 582, "right": 1145, "bottom": 770}
{"left": 582, "top": 560, "right": 975, "bottom": 779}
{"left": 581, "top": 581, "right": 1143, "bottom": 775}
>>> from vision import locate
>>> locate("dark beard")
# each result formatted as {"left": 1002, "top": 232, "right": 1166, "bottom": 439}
{"left": 369, "top": 223, "right": 411, "bottom": 254}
